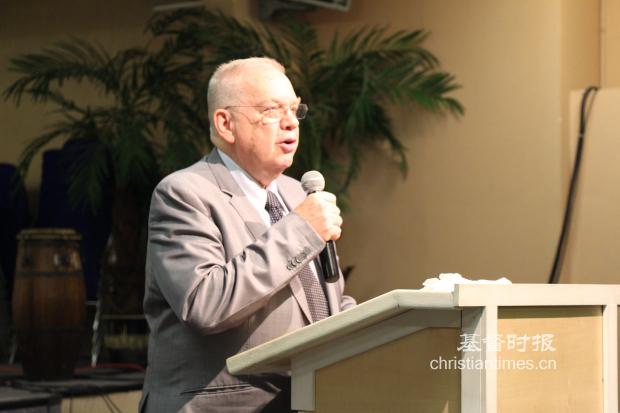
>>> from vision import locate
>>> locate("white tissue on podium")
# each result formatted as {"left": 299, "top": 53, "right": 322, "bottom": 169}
{"left": 420, "top": 273, "right": 512, "bottom": 292}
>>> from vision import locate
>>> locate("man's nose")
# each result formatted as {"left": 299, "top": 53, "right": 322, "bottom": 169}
{"left": 280, "top": 108, "right": 299, "bottom": 129}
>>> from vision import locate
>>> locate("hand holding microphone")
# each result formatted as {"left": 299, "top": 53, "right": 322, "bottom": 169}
{"left": 293, "top": 171, "right": 341, "bottom": 282}
{"left": 294, "top": 191, "right": 342, "bottom": 242}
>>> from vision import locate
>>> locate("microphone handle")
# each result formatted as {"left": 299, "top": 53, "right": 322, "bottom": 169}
{"left": 320, "top": 241, "right": 340, "bottom": 283}
{"left": 305, "top": 188, "right": 340, "bottom": 283}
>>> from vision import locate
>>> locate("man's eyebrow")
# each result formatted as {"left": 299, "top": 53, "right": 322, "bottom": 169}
{"left": 257, "top": 97, "right": 302, "bottom": 106}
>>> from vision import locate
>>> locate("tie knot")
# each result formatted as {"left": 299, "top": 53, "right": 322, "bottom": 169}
{"left": 265, "top": 190, "right": 285, "bottom": 224}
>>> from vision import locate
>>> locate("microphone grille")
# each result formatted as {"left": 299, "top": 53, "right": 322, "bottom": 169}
{"left": 301, "top": 170, "right": 325, "bottom": 193}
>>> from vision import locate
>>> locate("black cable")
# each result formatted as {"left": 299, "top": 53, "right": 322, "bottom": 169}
{"left": 100, "top": 394, "right": 113, "bottom": 412}
{"left": 101, "top": 393, "right": 121, "bottom": 413}
{"left": 548, "top": 86, "right": 599, "bottom": 283}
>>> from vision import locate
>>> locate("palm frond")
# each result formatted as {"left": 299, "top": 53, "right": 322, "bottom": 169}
{"left": 4, "top": 38, "right": 119, "bottom": 105}
{"left": 64, "top": 139, "right": 111, "bottom": 213}
{"left": 109, "top": 119, "right": 158, "bottom": 191}
{"left": 159, "top": 137, "right": 202, "bottom": 176}
{"left": 327, "top": 26, "right": 435, "bottom": 67}
{"left": 278, "top": 19, "right": 322, "bottom": 98}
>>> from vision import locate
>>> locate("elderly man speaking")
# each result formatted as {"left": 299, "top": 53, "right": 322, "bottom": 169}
{"left": 140, "top": 57, "right": 356, "bottom": 412}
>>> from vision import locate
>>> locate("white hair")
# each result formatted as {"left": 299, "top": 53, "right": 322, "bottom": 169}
{"left": 207, "top": 57, "right": 286, "bottom": 143}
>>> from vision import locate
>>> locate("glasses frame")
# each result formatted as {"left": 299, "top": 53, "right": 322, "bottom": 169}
{"left": 224, "top": 103, "right": 308, "bottom": 124}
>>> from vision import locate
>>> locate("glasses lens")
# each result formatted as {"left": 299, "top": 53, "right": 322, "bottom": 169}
{"left": 295, "top": 104, "right": 308, "bottom": 120}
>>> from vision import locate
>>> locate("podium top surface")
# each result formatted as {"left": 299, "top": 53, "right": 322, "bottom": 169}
{"left": 227, "top": 284, "right": 620, "bottom": 375}
{"left": 453, "top": 283, "right": 620, "bottom": 306}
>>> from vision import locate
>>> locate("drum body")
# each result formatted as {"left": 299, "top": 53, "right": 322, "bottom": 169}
{"left": 12, "top": 229, "right": 85, "bottom": 380}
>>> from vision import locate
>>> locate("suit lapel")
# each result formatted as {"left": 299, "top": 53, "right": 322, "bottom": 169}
{"left": 206, "top": 151, "right": 268, "bottom": 240}
{"left": 277, "top": 175, "right": 305, "bottom": 210}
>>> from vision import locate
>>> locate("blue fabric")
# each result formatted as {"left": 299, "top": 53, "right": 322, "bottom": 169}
{"left": 37, "top": 140, "right": 112, "bottom": 300}
{"left": 0, "top": 163, "right": 31, "bottom": 302}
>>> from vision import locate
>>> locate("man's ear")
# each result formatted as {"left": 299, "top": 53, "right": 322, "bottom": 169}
{"left": 213, "top": 109, "right": 235, "bottom": 145}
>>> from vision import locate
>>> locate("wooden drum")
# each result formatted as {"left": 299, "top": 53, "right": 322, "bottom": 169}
{"left": 12, "top": 228, "right": 85, "bottom": 380}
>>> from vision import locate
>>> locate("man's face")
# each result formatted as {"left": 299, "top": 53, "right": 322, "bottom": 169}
{"left": 228, "top": 68, "right": 300, "bottom": 187}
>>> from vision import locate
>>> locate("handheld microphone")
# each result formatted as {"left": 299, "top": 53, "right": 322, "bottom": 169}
{"left": 301, "top": 171, "right": 340, "bottom": 283}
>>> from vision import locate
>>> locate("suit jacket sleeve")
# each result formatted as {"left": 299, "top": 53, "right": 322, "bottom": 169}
{"left": 146, "top": 174, "right": 328, "bottom": 335}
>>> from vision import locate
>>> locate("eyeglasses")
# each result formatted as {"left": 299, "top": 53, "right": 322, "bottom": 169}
{"left": 225, "top": 103, "right": 309, "bottom": 124}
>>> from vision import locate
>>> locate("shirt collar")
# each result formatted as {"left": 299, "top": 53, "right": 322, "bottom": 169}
{"left": 217, "top": 149, "right": 282, "bottom": 217}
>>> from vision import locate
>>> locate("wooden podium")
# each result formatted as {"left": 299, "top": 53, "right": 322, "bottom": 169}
{"left": 227, "top": 284, "right": 620, "bottom": 412}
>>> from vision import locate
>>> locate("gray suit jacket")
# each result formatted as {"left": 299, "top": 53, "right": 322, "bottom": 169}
{"left": 140, "top": 150, "right": 355, "bottom": 412}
